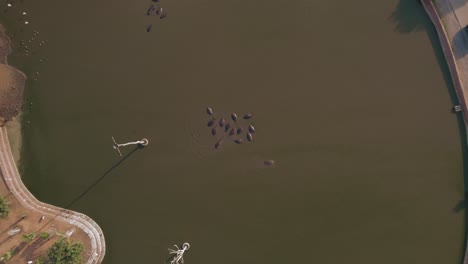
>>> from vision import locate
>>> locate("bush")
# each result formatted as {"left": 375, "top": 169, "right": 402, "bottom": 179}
{"left": 1, "top": 251, "right": 12, "bottom": 262}
{"left": 39, "top": 232, "right": 50, "bottom": 239}
{"left": 47, "top": 238, "right": 84, "bottom": 264}
{"left": 22, "top": 232, "right": 36, "bottom": 242}
{"left": 0, "top": 196, "right": 9, "bottom": 218}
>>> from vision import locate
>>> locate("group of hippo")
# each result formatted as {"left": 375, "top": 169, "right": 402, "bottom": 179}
{"left": 146, "top": 0, "right": 167, "bottom": 32}
{"left": 205, "top": 107, "right": 274, "bottom": 167}
{"left": 206, "top": 107, "right": 256, "bottom": 149}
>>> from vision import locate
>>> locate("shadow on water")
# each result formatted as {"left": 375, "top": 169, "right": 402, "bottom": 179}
{"left": 453, "top": 28, "right": 468, "bottom": 58}
{"left": 392, "top": 0, "right": 468, "bottom": 262}
{"left": 65, "top": 146, "right": 141, "bottom": 209}
{"left": 454, "top": 199, "right": 466, "bottom": 213}
{"left": 389, "top": 0, "right": 427, "bottom": 33}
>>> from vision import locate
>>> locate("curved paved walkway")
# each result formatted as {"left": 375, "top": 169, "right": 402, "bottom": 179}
{"left": 0, "top": 126, "right": 106, "bottom": 263}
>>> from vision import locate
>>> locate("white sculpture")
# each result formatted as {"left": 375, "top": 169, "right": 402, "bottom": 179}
{"left": 168, "top": 243, "right": 190, "bottom": 264}
{"left": 112, "top": 136, "right": 149, "bottom": 156}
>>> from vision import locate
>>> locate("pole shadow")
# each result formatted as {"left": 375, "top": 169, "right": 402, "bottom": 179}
{"left": 391, "top": 1, "right": 468, "bottom": 263}
{"left": 65, "top": 146, "right": 141, "bottom": 210}
{"left": 26, "top": 145, "right": 144, "bottom": 242}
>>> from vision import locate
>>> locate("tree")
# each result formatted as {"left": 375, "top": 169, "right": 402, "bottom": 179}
{"left": 0, "top": 196, "right": 9, "bottom": 218}
{"left": 47, "top": 238, "right": 84, "bottom": 264}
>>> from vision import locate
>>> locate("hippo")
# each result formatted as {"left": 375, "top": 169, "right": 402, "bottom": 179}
{"left": 243, "top": 113, "right": 253, "bottom": 120}
{"left": 219, "top": 117, "right": 225, "bottom": 127}
{"left": 246, "top": 133, "right": 253, "bottom": 142}
{"left": 231, "top": 113, "right": 238, "bottom": 122}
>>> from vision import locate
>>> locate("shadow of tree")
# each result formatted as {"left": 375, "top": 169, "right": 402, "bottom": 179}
{"left": 389, "top": 0, "right": 427, "bottom": 33}
{"left": 454, "top": 199, "right": 466, "bottom": 213}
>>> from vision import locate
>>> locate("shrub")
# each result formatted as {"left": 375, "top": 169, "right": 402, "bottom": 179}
{"left": 22, "top": 232, "right": 36, "bottom": 242}
{"left": 0, "top": 196, "right": 9, "bottom": 218}
{"left": 39, "top": 232, "right": 50, "bottom": 239}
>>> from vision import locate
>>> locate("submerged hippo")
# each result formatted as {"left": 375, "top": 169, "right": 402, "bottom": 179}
{"left": 219, "top": 117, "right": 225, "bottom": 127}
{"left": 214, "top": 140, "right": 223, "bottom": 149}
{"left": 234, "top": 138, "right": 243, "bottom": 144}
{"left": 159, "top": 9, "right": 167, "bottom": 19}
{"left": 243, "top": 113, "right": 253, "bottom": 120}
{"left": 146, "top": 5, "right": 156, "bottom": 15}
{"left": 231, "top": 113, "right": 238, "bottom": 122}
{"left": 246, "top": 133, "right": 253, "bottom": 142}
{"left": 211, "top": 127, "right": 217, "bottom": 136}
{"left": 224, "top": 123, "right": 231, "bottom": 132}
{"left": 207, "top": 118, "right": 215, "bottom": 127}
{"left": 146, "top": 24, "right": 153, "bottom": 32}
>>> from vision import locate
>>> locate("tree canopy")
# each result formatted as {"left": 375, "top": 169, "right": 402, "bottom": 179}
{"left": 47, "top": 238, "right": 84, "bottom": 264}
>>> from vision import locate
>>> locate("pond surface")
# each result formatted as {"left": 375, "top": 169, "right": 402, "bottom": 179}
{"left": 1, "top": 0, "right": 465, "bottom": 263}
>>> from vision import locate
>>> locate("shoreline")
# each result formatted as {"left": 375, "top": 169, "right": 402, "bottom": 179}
{"left": 421, "top": 0, "right": 468, "bottom": 263}
{"left": 0, "top": 127, "right": 106, "bottom": 263}
{"left": 0, "top": 24, "right": 106, "bottom": 262}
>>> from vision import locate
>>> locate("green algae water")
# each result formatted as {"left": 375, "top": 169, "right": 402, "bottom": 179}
{"left": 1, "top": 0, "right": 466, "bottom": 263}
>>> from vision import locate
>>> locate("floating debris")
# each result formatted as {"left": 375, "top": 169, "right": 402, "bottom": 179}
{"left": 248, "top": 125, "right": 255, "bottom": 133}
{"left": 246, "top": 133, "right": 253, "bottom": 142}
{"left": 207, "top": 119, "right": 215, "bottom": 127}
{"left": 219, "top": 117, "right": 225, "bottom": 127}
{"left": 243, "top": 113, "right": 253, "bottom": 120}
{"left": 234, "top": 138, "right": 243, "bottom": 144}
{"left": 214, "top": 140, "right": 223, "bottom": 149}
{"left": 206, "top": 107, "right": 213, "bottom": 115}
{"left": 211, "top": 127, "right": 217, "bottom": 136}
{"left": 264, "top": 160, "right": 275, "bottom": 166}
{"left": 236, "top": 127, "right": 243, "bottom": 135}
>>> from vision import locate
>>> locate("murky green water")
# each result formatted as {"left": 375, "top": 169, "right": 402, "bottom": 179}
{"left": 0, "top": 0, "right": 465, "bottom": 263}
